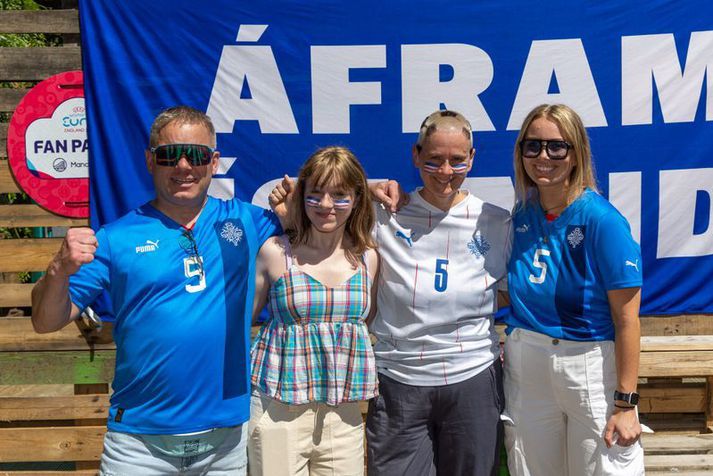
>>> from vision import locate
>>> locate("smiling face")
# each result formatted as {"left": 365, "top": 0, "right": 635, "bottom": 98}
{"left": 413, "top": 127, "right": 474, "bottom": 210}
{"left": 303, "top": 178, "right": 356, "bottom": 234}
{"left": 145, "top": 121, "right": 219, "bottom": 216}
{"left": 521, "top": 117, "right": 574, "bottom": 194}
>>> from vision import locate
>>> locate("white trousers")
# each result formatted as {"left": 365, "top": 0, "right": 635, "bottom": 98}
{"left": 247, "top": 390, "right": 364, "bottom": 476}
{"left": 502, "top": 328, "right": 645, "bottom": 476}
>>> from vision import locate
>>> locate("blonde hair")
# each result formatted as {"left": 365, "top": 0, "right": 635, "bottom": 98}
{"left": 290, "top": 146, "right": 376, "bottom": 261}
{"left": 416, "top": 109, "right": 473, "bottom": 150}
{"left": 513, "top": 104, "right": 598, "bottom": 207}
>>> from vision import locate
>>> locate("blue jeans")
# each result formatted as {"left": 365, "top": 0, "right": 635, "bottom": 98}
{"left": 99, "top": 425, "right": 247, "bottom": 476}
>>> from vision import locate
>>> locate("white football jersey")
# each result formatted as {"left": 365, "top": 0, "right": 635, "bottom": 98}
{"left": 371, "top": 190, "right": 512, "bottom": 385}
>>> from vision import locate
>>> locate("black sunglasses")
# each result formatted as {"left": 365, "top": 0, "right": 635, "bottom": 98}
{"left": 179, "top": 228, "right": 204, "bottom": 278}
{"left": 150, "top": 143, "right": 215, "bottom": 167}
{"left": 520, "top": 139, "right": 572, "bottom": 160}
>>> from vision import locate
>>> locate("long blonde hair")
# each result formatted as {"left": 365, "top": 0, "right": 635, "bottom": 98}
{"left": 289, "top": 146, "right": 376, "bottom": 260}
{"left": 513, "top": 104, "right": 598, "bottom": 208}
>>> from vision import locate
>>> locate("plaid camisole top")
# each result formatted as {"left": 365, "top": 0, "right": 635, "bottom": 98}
{"left": 250, "top": 236, "right": 378, "bottom": 405}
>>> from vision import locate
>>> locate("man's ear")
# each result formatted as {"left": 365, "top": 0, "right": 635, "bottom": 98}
{"left": 145, "top": 149, "right": 154, "bottom": 174}
{"left": 210, "top": 150, "right": 220, "bottom": 175}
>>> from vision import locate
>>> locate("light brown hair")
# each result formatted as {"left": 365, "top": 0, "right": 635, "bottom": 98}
{"left": 149, "top": 105, "right": 216, "bottom": 148}
{"left": 290, "top": 146, "right": 376, "bottom": 261}
{"left": 513, "top": 104, "right": 598, "bottom": 208}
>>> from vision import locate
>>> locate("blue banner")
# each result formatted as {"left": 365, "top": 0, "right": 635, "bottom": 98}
{"left": 79, "top": 0, "right": 713, "bottom": 315}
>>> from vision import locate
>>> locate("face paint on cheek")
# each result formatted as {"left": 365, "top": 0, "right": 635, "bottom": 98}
{"left": 332, "top": 198, "right": 352, "bottom": 210}
{"left": 451, "top": 162, "right": 469, "bottom": 174}
{"left": 422, "top": 161, "right": 441, "bottom": 174}
{"left": 305, "top": 195, "right": 322, "bottom": 208}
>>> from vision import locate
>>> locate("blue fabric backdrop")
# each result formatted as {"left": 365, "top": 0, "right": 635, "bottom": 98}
{"left": 78, "top": 0, "right": 713, "bottom": 315}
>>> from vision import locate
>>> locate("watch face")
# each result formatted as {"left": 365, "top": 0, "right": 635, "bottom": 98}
{"left": 629, "top": 393, "right": 640, "bottom": 405}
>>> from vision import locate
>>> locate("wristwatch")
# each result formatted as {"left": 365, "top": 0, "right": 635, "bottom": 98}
{"left": 613, "top": 390, "right": 640, "bottom": 406}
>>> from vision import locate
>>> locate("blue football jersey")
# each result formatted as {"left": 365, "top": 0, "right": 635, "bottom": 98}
{"left": 69, "top": 197, "right": 280, "bottom": 434}
{"left": 506, "top": 189, "right": 642, "bottom": 341}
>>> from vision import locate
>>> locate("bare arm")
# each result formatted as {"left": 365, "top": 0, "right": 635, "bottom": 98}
{"left": 252, "top": 237, "right": 286, "bottom": 324}
{"left": 365, "top": 248, "right": 380, "bottom": 326}
{"left": 31, "top": 228, "right": 97, "bottom": 333}
{"left": 603, "top": 287, "right": 642, "bottom": 448}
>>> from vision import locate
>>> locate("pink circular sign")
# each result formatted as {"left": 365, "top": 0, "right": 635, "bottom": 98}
{"left": 7, "top": 71, "right": 88, "bottom": 218}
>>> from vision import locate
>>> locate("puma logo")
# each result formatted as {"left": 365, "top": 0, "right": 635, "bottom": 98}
{"left": 395, "top": 230, "right": 413, "bottom": 248}
{"left": 625, "top": 259, "right": 639, "bottom": 272}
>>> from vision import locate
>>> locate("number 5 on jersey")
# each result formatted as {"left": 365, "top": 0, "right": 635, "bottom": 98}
{"left": 528, "top": 249, "right": 550, "bottom": 284}
{"left": 184, "top": 256, "right": 206, "bottom": 293}
{"left": 434, "top": 258, "right": 449, "bottom": 292}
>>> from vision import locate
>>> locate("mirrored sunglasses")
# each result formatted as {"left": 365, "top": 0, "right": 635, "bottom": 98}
{"left": 150, "top": 143, "right": 215, "bottom": 167}
{"left": 520, "top": 139, "right": 572, "bottom": 160}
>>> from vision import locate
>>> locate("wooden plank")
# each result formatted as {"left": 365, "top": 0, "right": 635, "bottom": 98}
{"left": 707, "top": 376, "right": 713, "bottom": 432}
{"left": 0, "top": 426, "right": 104, "bottom": 462}
{"left": 0, "top": 351, "right": 115, "bottom": 385}
{"left": 0, "top": 204, "right": 88, "bottom": 228}
{"left": 0, "top": 10, "right": 79, "bottom": 34}
{"left": 1, "top": 125, "right": 10, "bottom": 161}
{"left": 640, "top": 413, "right": 707, "bottom": 434}
{"left": 0, "top": 395, "right": 109, "bottom": 422}
{"left": 0, "top": 238, "right": 62, "bottom": 273}
{"left": 639, "top": 351, "right": 713, "bottom": 377}
{"left": 644, "top": 454, "right": 713, "bottom": 472}
{"left": 0, "top": 318, "right": 115, "bottom": 352}
{"left": 0, "top": 283, "right": 32, "bottom": 308}
{"left": 642, "top": 336, "right": 713, "bottom": 352}
{"left": 0, "top": 160, "right": 20, "bottom": 192}
{"left": 642, "top": 433, "right": 713, "bottom": 455}
{"left": 641, "top": 315, "right": 713, "bottom": 336}
{"left": 0, "top": 47, "right": 82, "bottom": 82}
{"left": 639, "top": 383, "right": 706, "bottom": 413}
{"left": 0, "top": 88, "right": 29, "bottom": 112}
{"left": 644, "top": 470, "right": 711, "bottom": 476}
{"left": 0, "top": 384, "right": 75, "bottom": 397}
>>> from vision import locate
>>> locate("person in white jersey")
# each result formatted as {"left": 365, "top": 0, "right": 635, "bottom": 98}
{"left": 367, "top": 110, "right": 511, "bottom": 475}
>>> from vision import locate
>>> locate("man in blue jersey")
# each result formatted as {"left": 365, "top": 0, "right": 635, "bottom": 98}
{"left": 31, "top": 106, "right": 281, "bottom": 475}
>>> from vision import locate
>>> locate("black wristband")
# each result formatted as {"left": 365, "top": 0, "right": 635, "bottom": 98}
{"left": 614, "top": 403, "right": 635, "bottom": 409}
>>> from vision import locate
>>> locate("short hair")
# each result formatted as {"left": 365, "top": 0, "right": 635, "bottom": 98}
{"left": 289, "top": 146, "right": 376, "bottom": 262}
{"left": 513, "top": 104, "right": 598, "bottom": 207}
{"left": 416, "top": 109, "right": 473, "bottom": 151}
{"left": 149, "top": 106, "right": 217, "bottom": 148}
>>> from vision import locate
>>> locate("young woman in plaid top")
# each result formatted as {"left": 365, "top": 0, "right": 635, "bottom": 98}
{"left": 248, "top": 146, "right": 379, "bottom": 475}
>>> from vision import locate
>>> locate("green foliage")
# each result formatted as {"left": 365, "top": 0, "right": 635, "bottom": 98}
{"left": 0, "top": 1, "right": 58, "bottom": 49}
{"left": 0, "top": 0, "right": 41, "bottom": 11}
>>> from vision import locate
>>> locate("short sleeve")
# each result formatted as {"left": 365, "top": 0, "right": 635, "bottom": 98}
{"left": 68, "top": 228, "right": 112, "bottom": 312}
{"left": 247, "top": 204, "right": 282, "bottom": 246}
{"left": 592, "top": 210, "right": 642, "bottom": 290}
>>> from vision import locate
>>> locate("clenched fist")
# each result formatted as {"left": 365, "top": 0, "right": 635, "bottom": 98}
{"left": 50, "top": 227, "right": 98, "bottom": 277}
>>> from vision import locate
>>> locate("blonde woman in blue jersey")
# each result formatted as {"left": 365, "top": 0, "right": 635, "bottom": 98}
{"left": 503, "top": 104, "right": 644, "bottom": 475}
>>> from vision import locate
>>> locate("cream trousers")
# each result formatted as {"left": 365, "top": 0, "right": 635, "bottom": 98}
{"left": 248, "top": 389, "right": 364, "bottom": 476}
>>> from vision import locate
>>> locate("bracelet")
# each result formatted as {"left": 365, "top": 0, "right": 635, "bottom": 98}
{"left": 614, "top": 403, "right": 635, "bottom": 409}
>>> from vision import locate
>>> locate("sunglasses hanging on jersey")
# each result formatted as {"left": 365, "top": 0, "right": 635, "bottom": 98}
{"left": 150, "top": 143, "right": 215, "bottom": 167}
